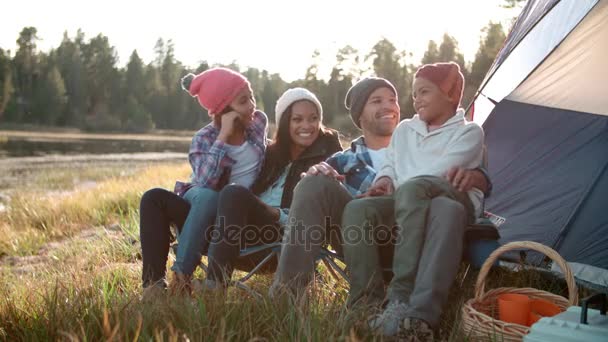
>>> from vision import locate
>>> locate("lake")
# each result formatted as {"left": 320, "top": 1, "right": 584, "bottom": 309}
{"left": 0, "top": 131, "right": 191, "bottom": 198}
{"left": 0, "top": 130, "right": 192, "bottom": 158}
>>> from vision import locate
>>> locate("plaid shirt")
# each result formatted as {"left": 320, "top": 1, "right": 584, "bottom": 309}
{"left": 174, "top": 110, "right": 268, "bottom": 196}
{"left": 326, "top": 136, "right": 493, "bottom": 198}
{"left": 326, "top": 137, "right": 377, "bottom": 197}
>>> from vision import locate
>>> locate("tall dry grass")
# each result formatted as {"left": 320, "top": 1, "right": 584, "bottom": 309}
{"left": 0, "top": 163, "right": 585, "bottom": 341}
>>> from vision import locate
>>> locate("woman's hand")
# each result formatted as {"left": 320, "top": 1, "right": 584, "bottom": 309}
{"left": 358, "top": 176, "right": 394, "bottom": 198}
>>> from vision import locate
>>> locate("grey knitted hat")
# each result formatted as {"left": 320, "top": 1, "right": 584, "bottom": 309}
{"left": 344, "top": 77, "right": 397, "bottom": 128}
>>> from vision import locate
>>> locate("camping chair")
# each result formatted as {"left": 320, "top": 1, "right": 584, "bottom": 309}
{"left": 169, "top": 241, "right": 281, "bottom": 299}
{"left": 190, "top": 241, "right": 349, "bottom": 299}
{"left": 197, "top": 242, "right": 282, "bottom": 300}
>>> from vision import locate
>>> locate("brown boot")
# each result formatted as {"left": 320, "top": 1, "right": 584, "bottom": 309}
{"left": 141, "top": 281, "right": 167, "bottom": 302}
{"left": 168, "top": 272, "right": 192, "bottom": 296}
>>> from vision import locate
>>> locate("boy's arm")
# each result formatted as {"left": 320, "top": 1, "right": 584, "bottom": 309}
{"left": 373, "top": 128, "right": 398, "bottom": 186}
{"left": 446, "top": 167, "right": 490, "bottom": 194}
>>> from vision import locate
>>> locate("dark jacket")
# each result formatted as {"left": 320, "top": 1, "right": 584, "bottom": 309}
{"left": 252, "top": 129, "right": 342, "bottom": 208}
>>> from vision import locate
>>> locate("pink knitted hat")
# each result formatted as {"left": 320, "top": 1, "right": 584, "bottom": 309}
{"left": 184, "top": 68, "right": 250, "bottom": 115}
{"left": 414, "top": 62, "right": 464, "bottom": 108}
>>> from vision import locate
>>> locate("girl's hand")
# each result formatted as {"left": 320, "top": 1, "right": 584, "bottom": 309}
{"left": 218, "top": 111, "right": 241, "bottom": 141}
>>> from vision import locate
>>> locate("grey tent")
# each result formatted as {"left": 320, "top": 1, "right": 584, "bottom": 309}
{"left": 470, "top": 0, "right": 608, "bottom": 289}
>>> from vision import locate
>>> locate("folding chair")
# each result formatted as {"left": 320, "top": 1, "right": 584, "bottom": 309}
{"left": 191, "top": 241, "right": 348, "bottom": 299}
{"left": 316, "top": 245, "right": 349, "bottom": 283}
{"left": 197, "top": 242, "right": 282, "bottom": 300}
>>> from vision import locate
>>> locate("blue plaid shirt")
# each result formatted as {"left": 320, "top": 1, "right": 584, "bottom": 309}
{"left": 326, "top": 136, "right": 492, "bottom": 198}
{"left": 326, "top": 137, "right": 377, "bottom": 197}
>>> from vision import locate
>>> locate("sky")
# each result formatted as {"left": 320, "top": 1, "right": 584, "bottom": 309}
{"left": 0, "top": 0, "right": 521, "bottom": 82}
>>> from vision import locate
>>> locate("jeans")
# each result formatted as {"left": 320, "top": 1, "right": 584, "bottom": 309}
{"left": 271, "top": 175, "right": 352, "bottom": 294}
{"left": 342, "top": 176, "right": 474, "bottom": 327}
{"left": 207, "top": 184, "right": 282, "bottom": 284}
{"left": 171, "top": 186, "right": 219, "bottom": 275}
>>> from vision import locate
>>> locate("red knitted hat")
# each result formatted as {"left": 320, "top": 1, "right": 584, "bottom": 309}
{"left": 414, "top": 62, "right": 464, "bottom": 107}
{"left": 187, "top": 68, "right": 250, "bottom": 115}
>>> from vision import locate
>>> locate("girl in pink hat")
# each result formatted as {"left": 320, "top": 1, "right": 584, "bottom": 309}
{"left": 139, "top": 67, "right": 268, "bottom": 296}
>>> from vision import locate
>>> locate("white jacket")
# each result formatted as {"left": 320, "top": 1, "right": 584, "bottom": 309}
{"left": 375, "top": 109, "right": 484, "bottom": 216}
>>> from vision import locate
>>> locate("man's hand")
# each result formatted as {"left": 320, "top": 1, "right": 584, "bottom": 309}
{"left": 446, "top": 167, "right": 488, "bottom": 193}
{"left": 300, "top": 161, "right": 345, "bottom": 181}
{"left": 358, "top": 176, "right": 394, "bottom": 198}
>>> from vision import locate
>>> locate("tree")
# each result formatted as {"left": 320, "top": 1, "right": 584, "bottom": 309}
{"left": 366, "top": 38, "right": 411, "bottom": 118}
{"left": 124, "top": 96, "right": 154, "bottom": 132}
{"left": 299, "top": 50, "right": 325, "bottom": 101}
{"left": 81, "top": 34, "right": 119, "bottom": 117}
{"left": 421, "top": 40, "right": 439, "bottom": 65}
{"left": 125, "top": 50, "right": 145, "bottom": 104}
{"left": 161, "top": 40, "right": 186, "bottom": 129}
{"left": 142, "top": 62, "right": 164, "bottom": 128}
{"left": 336, "top": 45, "right": 361, "bottom": 80}
{"left": 54, "top": 31, "right": 87, "bottom": 125}
{"left": 366, "top": 38, "right": 402, "bottom": 87}
{"left": 13, "top": 27, "right": 40, "bottom": 120}
{"left": 437, "top": 34, "right": 466, "bottom": 75}
{"left": 418, "top": 33, "right": 477, "bottom": 109}
{"left": 322, "top": 46, "right": 360, "bottom": 123}
{"left": 469, "top": 22, "right": 506, "bottom": 91}
{"left": 32, "top": 62, "right": 67, "bottom": 124}
{"left": 153, "top": 38, "right": 165, "bottom": 68}
{"left": 0, "top": 49, "right": 14, "bottom": 120}
{"left": 502, "top": 0, "right": 525, "bottom": 8}
{"left": 260, "top": 70, "right": 287, "bottom": 124}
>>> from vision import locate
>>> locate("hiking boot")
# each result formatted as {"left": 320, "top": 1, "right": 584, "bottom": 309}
{"left": 204, "top": 279, "right": 224, "bottom": 291}
{"left": 367, "top": 300, "right": 410, "bottom": 336}
{"left": 397, "top": 317, "right": 434, "bottom": 342}
{"left": 168, "top": 272, "right": 192, "bottom": 296}
{"left": 141, "top": 280, "right": 167, "bottom": 302}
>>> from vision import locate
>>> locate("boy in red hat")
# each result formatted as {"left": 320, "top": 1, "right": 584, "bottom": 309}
{"left": 342, "top": 62, "right": 484, "bottom": 340}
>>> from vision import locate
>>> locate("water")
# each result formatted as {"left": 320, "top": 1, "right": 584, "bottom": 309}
{"left": 0, "top": 134, "right": 191, "bottom": 158}
{"left": 0, "top": 132, "right": 192, "bottom": 199}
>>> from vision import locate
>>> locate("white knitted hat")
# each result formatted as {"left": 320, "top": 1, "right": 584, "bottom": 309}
{"left": 274, "top": 88, "right": 323, "bottom": 125}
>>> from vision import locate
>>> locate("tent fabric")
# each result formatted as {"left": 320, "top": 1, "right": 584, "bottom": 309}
{"left": 471, "top": 0, "right": 608, "bottom": 288}
{"left": 473, "top": 0, "right": 598, "bottom": 125}
{"left": 482, "top": 100, "right": 608, "bottom": 271}
{"left": 552, "top": 262, "right": 608, "bottom": 291}
{"left": 483, "top": 0, "right": 560, "bottom": 85}
{"left": 507, "top": 0, "right": 608, "bottom": 116}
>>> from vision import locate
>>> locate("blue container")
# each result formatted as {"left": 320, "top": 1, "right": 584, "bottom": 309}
{"left": 524, "top": 302, "right": 608, "bottom": 342}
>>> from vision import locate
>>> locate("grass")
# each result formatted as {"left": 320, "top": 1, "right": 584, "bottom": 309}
{"left": 0, "top": 163, "right": 190, "bottom": 257}
{"left": 0, "top": 163, "right": 594, "bottom": 341}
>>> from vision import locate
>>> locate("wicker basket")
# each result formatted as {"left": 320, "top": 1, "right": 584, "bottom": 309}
{"left": 461, "top": 241, "right": 579, "bottom": 341}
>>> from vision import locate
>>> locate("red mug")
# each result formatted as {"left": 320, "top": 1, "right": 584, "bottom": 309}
{"left": 498, "top": 293, "right": 531, "bottom": 326}
{"left": 528, "top": 299, "right": 562, "bottom": 326}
